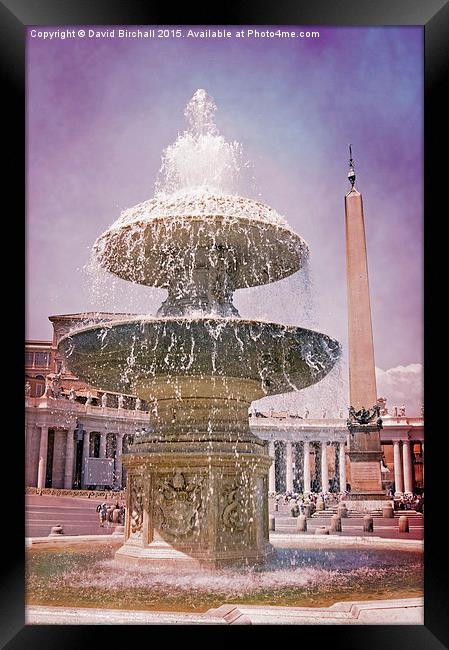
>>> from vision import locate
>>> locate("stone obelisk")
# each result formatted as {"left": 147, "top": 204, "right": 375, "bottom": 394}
{"left": 345, "top": 146, "right": 386, "bottom": 509}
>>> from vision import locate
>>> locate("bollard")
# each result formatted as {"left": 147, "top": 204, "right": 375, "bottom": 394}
{"left": 363, "top": 515, "right": 374, "bottom": 533}
{"left": 296, "top": 515, "right": 307, "bottom": 533}
{"left": 337, "top": 504, "right": 348, "bottom": 518}
{"left": 269, "top": 516, "right": 275, "bottom": 531}
{"left": 304, "top": 504, "right": 312, "bottom": 518}
{"left": 274, "top": 502, "right": 279, "bottom": 512}
{"left": 330, "top": 515, "right": 342, "bottom": 533}
{"left": 112, "top": 525, "right": 125, "bottom": 536}
{"left": 314, "top": 526, "right": 329, "bottom": 535}
{"left": 112, "top": 509, "right": 120, "bottom": 524}
{"left": 382, "top": 504, "right": 394, "bottom": 518}
{"left": 398, "top": 515, "right": 409, "bottom": 533}
{"left": 48, "top": 524, "right": 64, "bottom": 536}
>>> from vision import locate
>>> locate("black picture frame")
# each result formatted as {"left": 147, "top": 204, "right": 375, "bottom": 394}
{"left": 4, "top": 0, "right": 447, "bottom": 647}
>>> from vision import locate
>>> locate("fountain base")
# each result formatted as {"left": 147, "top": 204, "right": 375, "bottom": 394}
{"left": 116, "top": 440, "right": 273, "bottom": 568}
{"left": 115, "top": 538, "right": 273, "bottom": 569}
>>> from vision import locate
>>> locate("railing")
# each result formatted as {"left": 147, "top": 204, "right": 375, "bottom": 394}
{"left": 25, "top": 396, "right": 149, "bottom": 416}
{"left": 26, "top": 486, "right": 126, "bottom": 499}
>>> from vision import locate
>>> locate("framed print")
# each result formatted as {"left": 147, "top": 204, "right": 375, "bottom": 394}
{"left": 2, "top": 0, "right": 447, "bottom": 647}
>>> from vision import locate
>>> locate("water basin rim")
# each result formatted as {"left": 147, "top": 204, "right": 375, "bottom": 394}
{"left": 58, "top": 316, "right": 340, "bottom": 344}
{"left": 95, "top": 213, "right": 309, "bottom": 250}
{"left": 100, "top": 191, "right": 307, "bottom": 240}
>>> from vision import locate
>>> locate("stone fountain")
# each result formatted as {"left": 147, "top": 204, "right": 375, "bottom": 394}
{"left": 58, "top": 90, "right": 341, "bottom": 568}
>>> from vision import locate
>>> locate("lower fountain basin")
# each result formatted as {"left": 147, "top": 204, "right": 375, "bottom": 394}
{"left": 58, "top": 316, "right": 341, "bottom": 399}
{"left": 26, "top": 541, "right": 423, "bottom": 614}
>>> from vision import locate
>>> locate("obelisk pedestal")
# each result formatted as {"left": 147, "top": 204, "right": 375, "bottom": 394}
{"left": 344, "top": 157, "right": 388, "bottom": 511}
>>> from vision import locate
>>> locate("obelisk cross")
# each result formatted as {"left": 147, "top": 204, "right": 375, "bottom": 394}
{"left": 348, "top": 144, "right": 356, "bottom": 188}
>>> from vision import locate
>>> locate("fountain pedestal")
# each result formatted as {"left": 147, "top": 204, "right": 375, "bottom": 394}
{"left": 116, "top": 443, "right": 272, "bottom": 568}
{"left": 115, "top": 376, "right": 272, "bottom": 567}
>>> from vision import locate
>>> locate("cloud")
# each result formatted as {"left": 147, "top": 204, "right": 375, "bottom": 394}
{"left": 375, "top": 364, "right": 423, "bottom": 416}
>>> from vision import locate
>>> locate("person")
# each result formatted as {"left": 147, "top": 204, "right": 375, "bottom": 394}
{"left": 290, "top": 501, "right": 299, "bottom": 517}
{"left": 106, "top": 503, "right": 115, "bottom": 525}
{"left": 69, "top": 387, "right": 77, "bottom": 401}
{"left": 96, "top": 502, "right": 107, "bottom": 527}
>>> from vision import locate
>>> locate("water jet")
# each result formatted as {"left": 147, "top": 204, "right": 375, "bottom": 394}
{"left": 58, "top": 89, "right": 341, "bottom": 567}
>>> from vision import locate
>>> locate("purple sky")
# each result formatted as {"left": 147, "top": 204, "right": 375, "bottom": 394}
{"left": 26, "top": 26, "right": 423, "bottom": 411}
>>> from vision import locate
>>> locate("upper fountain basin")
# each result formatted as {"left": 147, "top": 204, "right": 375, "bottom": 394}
{"left": 93, "top": 189, "right": 309, "bottom": 290}
{"left": 58, "top": 316, "right": 340, "bottom": 400}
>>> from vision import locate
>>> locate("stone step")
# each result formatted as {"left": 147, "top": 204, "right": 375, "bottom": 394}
{"left": 271, "top": 509, "right": 423, "bottom": 520}
{"left": 311, "top": 510, "right": 423, "bottom": 519}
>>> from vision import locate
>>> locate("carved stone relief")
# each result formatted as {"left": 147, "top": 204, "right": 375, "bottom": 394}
{"left": 129, "top": 477, "right": 144, "bottom": 538}
{"left": 155, "top": 472, "right": 203, "bottom": 537}
{"left": 220, "top": 480, "right": 247, "bottom": 533}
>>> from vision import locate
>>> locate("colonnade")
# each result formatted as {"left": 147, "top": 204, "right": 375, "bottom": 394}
{"left": 266, "top": 437, "right": 420, "bottom": 496}
{"left": 35, "top": 426, "right": 128, "bottom": 490}
{"left": 267, "top": 439, "right": 347, "bottom": 495}
{"left": 391, "top": 439, "right": 419, "bottom": 495}
{"left": 28, "top": 405, "right": 423, "bottom": 496}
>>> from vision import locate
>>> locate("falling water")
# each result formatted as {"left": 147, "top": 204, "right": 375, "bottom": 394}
{"left": 58, "top": 88, "right": 343, "bottom": 569}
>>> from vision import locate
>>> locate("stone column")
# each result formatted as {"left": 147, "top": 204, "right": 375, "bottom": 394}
{"left": 345, "top": 183, "right": 383, "bottom": 496}
{"left": 114, "top": 434, "right": 124, "bottom": 489}
{"left": 51, "top": 429, "right": 66, "bottom": 488}
{"left": 25, "top": 425, "right": 37, "bottom": 487}
{"left": 37, "top": 426, "right": 49, "bottom": 489}
{"left": 393, "top": 441, "right": 404, "bottom": 494}
{"left": 402, "top": 440, "right": 414, "bottom": 494}
{"left": 339, "top": 442, "right": 346, "bottom": 492}
{"left": 99, "top": 432, "right": 107, "bottom": 458}
{"left": 285, "top": 441, "right": 293, "bottom": 492}
{"left": 421, "top": 442, "right": 424, "bottom": 485}
{"left": 64, "top": 429, "right": 75, "bottom": 490}
{"left": 303, "top": 441, "right": 311, "bottom": 494}
{"left": 268, "top": 440, "right": 276, "bottom": 493}
{"left": 345, "top": 188, "right": 377, "bottom": 409}
{"left": 321, "top": 442, "right": 329, "bottom": 493}
{"left": 81, "top": 431, "right": 90, "bottom": 488}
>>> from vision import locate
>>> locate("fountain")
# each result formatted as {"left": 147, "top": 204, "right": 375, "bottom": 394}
{"left": 58, "top": 89, "right": 341, "bottom": 568}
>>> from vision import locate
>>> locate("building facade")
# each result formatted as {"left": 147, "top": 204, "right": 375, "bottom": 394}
{"left": 25, "top": 314, "right": 424, "bottom": 495}
{"left": 250, "top": 410, "right": 424, "bottom": 496}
